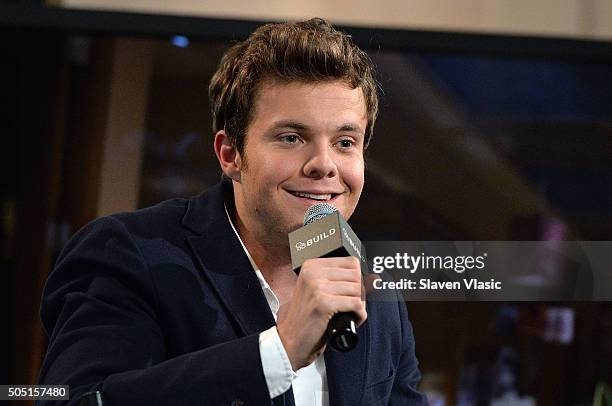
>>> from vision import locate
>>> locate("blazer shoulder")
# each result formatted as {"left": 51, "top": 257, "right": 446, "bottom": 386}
{"left": 108, "top": 197, "right": 190, "bottom": 236}
{"left": 52, "top": 196, "right": 194, "bottom": 279}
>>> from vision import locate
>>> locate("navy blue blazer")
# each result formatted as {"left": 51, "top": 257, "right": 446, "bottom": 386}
{"left": 38, "top": 181, "right": 427, "bottom": 405}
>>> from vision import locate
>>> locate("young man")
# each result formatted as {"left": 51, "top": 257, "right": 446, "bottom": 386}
{"left": 38, "top": 18, "right": 427, "bottom": 405}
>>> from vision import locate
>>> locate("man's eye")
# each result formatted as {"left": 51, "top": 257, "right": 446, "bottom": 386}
{"left": 281, "top": 134, "right": 300, "bottom": 144}
{"left": 338, "top": 139, "right": 355, "bottom": 148}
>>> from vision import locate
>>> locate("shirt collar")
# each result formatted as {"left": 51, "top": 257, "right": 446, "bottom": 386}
{"left": 224, "top": 204, "right": 279, "bottom": 315}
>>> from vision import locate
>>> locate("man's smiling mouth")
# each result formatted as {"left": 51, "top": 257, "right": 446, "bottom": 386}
{"left": 287, "top": 190, "right": 340, "bottom": 201}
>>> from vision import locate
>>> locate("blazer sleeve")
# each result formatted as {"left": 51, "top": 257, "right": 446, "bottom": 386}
{"left": 37, "top": 216, "right": 272, "bottom": 406}
{"left": 389, "top": 299, "right": 429, "bottom": 405}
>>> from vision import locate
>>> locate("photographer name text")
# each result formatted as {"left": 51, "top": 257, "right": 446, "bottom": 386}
{"left": 373, "top": 278, "right": 502, "bottom": 291}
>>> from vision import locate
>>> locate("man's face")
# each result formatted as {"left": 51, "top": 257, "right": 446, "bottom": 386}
{"left": 232, "top": 79, "right": 367, "bottom": 243}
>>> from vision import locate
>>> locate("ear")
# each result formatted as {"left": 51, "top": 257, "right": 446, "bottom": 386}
{"left": 214, "top": 130, "right": 243, "bottom": 182}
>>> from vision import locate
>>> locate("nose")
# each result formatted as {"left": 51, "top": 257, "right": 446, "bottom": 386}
{"left": 302, "top": 142, "right": 338, "bottom": 179}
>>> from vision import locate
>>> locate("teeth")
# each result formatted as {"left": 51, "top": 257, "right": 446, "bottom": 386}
{"left": 292, "top": 191, "right": 332, "bottom": 200}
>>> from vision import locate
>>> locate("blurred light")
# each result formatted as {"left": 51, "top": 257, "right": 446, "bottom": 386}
{"left": 543, "top": 306, "right": 574, "bottom": 344}
{"left": 171, "top": 35, "right": 189, "bottom": 48}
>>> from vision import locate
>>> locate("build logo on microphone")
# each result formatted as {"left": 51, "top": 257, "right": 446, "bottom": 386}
{"left": 295, "top": 227, "right": 336, "bottom": 251}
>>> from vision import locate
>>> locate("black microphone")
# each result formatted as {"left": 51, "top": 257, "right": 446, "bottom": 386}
{"left": 288, "top": 203, "right": 368, "bottom": 352}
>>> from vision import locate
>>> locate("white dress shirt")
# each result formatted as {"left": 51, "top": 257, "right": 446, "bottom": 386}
{"left": 225, "top": 206, "right": 329, "bottom": 406}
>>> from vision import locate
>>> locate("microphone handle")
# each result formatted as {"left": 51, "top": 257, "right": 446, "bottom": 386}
{"left": 322, "top": 248, "right": 360, "bottom": 351}
{"left": 328, "top": 312, "right": 358, "bottom": 351}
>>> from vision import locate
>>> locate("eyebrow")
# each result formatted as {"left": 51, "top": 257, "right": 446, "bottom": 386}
{"left": 270, "top": 120, "right": 364, "bottom": 135}
{"left": 271, "top": 120, "right": 308, "bottom": 131}
{"left": 338, "top": 123, "right": 363, "bottom": 133}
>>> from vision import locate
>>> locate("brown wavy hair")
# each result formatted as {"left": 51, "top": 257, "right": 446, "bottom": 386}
{"left": 209, "top": 17, "right": 379, "bottom": 156}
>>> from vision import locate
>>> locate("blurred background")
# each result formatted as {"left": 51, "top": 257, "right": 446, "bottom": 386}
{"left": 1, "top": 1, "right": 611, "bottom": 405}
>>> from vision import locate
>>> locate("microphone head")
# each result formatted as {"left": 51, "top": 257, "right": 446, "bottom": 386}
{"left": 304, "top": 203, "right": 338, "bottom": 226}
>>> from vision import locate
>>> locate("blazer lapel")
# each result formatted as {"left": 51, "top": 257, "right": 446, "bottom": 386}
{"left": 183, "top": 181, "right": 276, "bottom": 337}
{"left": 324, "top": 315, "right": 369, "bottom": 406}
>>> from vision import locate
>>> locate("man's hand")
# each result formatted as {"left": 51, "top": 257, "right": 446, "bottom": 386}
{"left": 276, "top": 256, "right": 366, "bottom": 371}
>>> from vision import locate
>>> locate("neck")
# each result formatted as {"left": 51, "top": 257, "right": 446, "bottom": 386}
{"left": 226, "top": 186, "right": 294, "bottom": 278}
{"left": 235, "top": 211, "right": 292, "bottom": 271}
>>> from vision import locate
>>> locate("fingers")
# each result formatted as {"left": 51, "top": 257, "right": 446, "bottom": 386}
{"left": 301, "top": 257, "right": 362, "bottom": 282}
{"left": 304, "top": 280, "right": 362, "bottom": 297}
{"left": 303, "top": 256, "right": 361, "bottom": 271}
{"left": 318, "top": 268, "right": 362, "bottom": 282}
{"left": 316, "top": 292, "right": 367, "bottom": 327}
{"left": 336, "top": 296, "right": 367, "bottom": 327}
